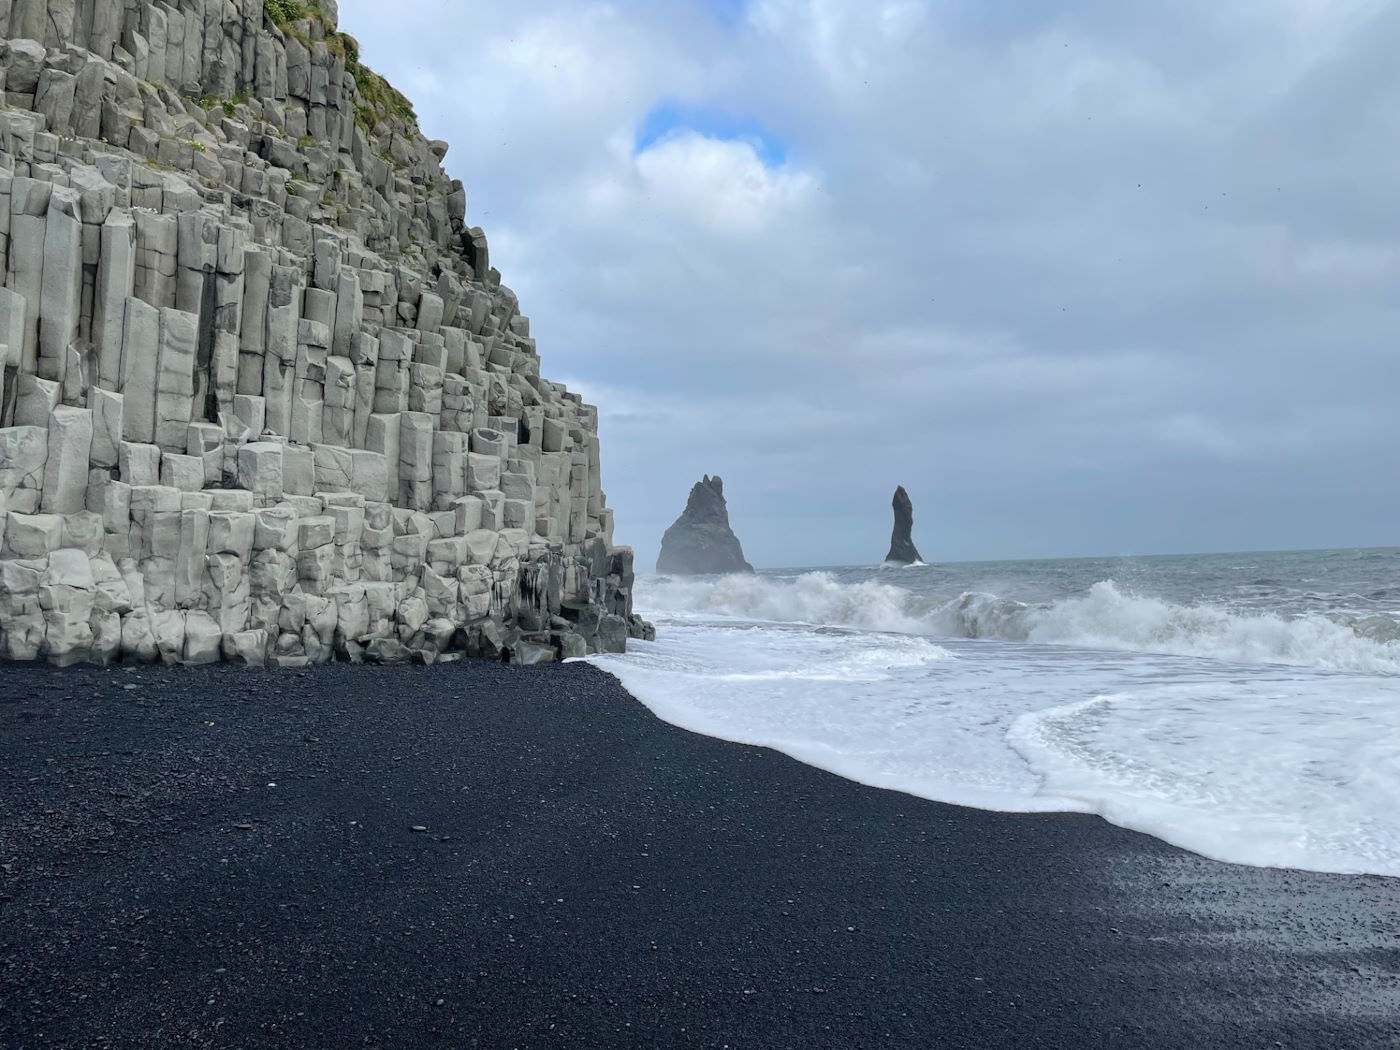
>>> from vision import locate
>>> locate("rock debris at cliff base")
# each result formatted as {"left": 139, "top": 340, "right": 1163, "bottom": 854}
{"left": 0, "top": 0, "right": 651, "bottom": 667}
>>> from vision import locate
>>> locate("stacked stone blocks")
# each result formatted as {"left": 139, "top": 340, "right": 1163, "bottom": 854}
{"left": 0, "top": 0, "right": 645, "bottom": 667}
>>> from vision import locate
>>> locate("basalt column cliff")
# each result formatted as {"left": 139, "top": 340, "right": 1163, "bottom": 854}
{"left": 0, "top": 0, "right": 648, "bottom": 666}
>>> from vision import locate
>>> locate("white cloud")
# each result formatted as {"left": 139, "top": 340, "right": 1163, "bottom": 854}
{"left": 629, "top": 133, "right": 817, "bottom": 235}
{"left": 339, "top": 0, "right": 1400, "bottom": 565}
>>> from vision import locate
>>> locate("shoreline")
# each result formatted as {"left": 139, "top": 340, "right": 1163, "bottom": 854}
{"left": 2, "top": 659, "right": 1397, "bottom": 1048}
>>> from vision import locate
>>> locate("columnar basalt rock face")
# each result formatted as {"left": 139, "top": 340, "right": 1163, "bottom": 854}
{"left": 0, "top": 1, "right": 649, "bottom": 667}
{"left": 885, "top": 485, "right": 923, "bottom": 565}
{"left": 657, "top": 475, "right": 753, "bottom": 576}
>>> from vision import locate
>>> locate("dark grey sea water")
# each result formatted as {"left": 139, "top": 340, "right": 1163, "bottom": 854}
{"left": 819, "top": 546, "right": 1400, "bottom": 627}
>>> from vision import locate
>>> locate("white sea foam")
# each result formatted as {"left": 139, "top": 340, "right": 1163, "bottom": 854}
{"left": 940, "top": 581, "right": 1400, "bottom": 674}
{"left": 643, "top": 572, "right": 930, "bottom": 634}
{"left": 644, "top": 572, "right": 1400, "bottom": 674}
{"left": 592, "top": 618, "right": 1071, "bottom": 814}
{"left": 593, "top": 569, "right": 1400, "bottom": 877}
{"left": 1008, "top": 683, "right": 1400, "bottom": 875}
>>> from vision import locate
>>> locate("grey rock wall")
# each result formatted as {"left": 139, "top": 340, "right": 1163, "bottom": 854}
{"left": 0, "top": 0, "right": 649, "bottom": 667}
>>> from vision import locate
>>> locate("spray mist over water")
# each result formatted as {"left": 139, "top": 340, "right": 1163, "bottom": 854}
{"left": 643, "top": 571, "right": 1400, "bottom": 675}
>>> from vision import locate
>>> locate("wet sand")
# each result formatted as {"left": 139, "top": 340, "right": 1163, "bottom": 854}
{"left": 1, "top": 660, "right": 1396, "bottom": 1048}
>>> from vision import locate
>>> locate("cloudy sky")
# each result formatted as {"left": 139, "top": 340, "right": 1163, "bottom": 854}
{"left": 339, "top": 0, "right": 1399, "bottom": 568}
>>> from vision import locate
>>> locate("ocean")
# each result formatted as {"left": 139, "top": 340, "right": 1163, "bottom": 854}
{"left": 589, "top": 548, "right": 1400, "bottom": 878}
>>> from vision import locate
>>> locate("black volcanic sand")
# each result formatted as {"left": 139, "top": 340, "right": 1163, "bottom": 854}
{"left": 1, "top": 662, "right": 1397, "bottom": 1049}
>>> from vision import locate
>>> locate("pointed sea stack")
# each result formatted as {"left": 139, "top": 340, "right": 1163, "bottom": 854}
{"left": 885, "top": 486, "right": 924, "bottom": 565}
{"left": 657, "top": 476, "right": 754, "bottom": 575}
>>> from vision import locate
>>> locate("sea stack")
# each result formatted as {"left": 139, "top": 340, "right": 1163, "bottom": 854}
{"left": 885, "top": 486, "right": 924, "bottom": 565}
{"left": 0, "top": 2, "right": 650, "bottom": 666}
{"left": 657, "top": 476, "right": 754, "bottom": 575}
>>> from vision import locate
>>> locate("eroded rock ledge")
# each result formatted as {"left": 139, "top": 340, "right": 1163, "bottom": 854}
{"left": 0, "top": 0, "right": 650, "bottom": 667}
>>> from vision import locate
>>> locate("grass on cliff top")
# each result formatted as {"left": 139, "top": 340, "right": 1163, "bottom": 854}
{"left": 264, "top": 0, "right": 304, "bottom": 29}
{"left": 335, "top": 33, "right": 417, "bottom": 129}
{"left": 264, "top": 0, "right": 417, "bottom": 133}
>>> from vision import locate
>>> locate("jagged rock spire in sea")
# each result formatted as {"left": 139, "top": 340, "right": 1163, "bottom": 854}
{"left": 885, "top": 485, "right": 923, "bottom": 565}
{"left": 657, "top": 475, "right": 753, "bottom": 576}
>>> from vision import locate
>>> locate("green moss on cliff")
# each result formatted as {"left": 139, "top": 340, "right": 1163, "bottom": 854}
{"left": 264, "top": 0, "right": 305, "bottom": 30}
{"left": 350, "top": 66, "right": 417, "bottom": 129}
{"left": 263, "top": 1, "right": 418, "bottom": 133}
{"left": 333, "top": 32, "right": 417, "bottom": 129}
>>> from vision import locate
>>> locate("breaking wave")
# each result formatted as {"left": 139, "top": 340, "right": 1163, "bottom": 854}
{"left": 642, "top": 573, "right": 1400, "bottom": 675}
{"left": 643, "top": 572, "right": 931, "bottom": 635}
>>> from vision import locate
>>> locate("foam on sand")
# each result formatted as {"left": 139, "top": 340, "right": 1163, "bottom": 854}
{"left": 1009, "top": 679, "right": 1400, "bottom": 875}
{"left": 594, "top": 571, "right": 1400, "bottom": 876}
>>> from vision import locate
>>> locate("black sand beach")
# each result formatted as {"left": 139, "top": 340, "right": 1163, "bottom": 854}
{"left": 1, "top": 661, "right": 1396, "bottom": 1049}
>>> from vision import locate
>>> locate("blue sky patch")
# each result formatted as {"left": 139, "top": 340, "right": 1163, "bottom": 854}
{"left": 634, "top": 102, "right": 787, "bottom": 166}
{"left": 699, "top": 0, "right": 749, "bottom": 28}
